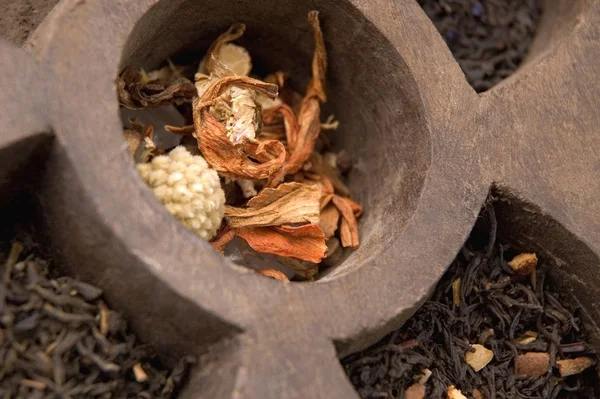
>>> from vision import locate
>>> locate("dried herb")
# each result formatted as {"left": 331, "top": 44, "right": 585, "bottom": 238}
{"left": 117, "top": 66, "right": 196, "bottom": 109}
{"left": 343, "top": 202, "right": 598, "bottom": 398}
{"left": 0, "top": 242, "right": 194, "bottom": 398}
{"left": 121, "top": 11, "right": 363, "bottom": 280}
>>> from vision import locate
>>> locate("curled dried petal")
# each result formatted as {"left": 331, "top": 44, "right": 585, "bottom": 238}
{"left": 225, "top": 182, "right": 321, "bottom": 228}
{"left": 210, "top": 226, "right": 236, "bottom": 253}
{"left": 332, "top": 195, "right": 360, "bottom": 248}
{"left": 320, "top": 204, "right": 340, "bottom": 239}
{"left": 257, "top": 268, "right": 290, "bottom": 282}
{"left": 193, "top": 76, "right": 285, "bottom": 183}
{"left": 236, "top": 224, "right": 326, "bottom": 263}
{"left": 201, "top": 24, "right": 247, "bottom": 75}
{"left": 117, "top": 66, "right": 196, "bottom": 109}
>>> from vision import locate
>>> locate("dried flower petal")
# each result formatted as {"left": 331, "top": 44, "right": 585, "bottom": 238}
{"left": 225, "top": 182, "right": 320, "bottom": 228}
{"left": 332, "top": 195, "right": 360, "bottom": 248}
{"left": 262, "top": 12, "right": 328, "bottom": 176}
{"left": 201, "top": 24, "right": 247, "bottom": 75}
{"left": 210, "top": 226, "right": 236, "bottom": 253}
{"left": 236, "top": 224, "right": 326, "bottom": 263}
{"left": 193, "top": 76, "right": 285, "bottom": 183}
{"left": 515, "top": 352, "right": 549, "bottom": 377}
{"left": 319, "top": 204, "right": 340, "bottom": 239}
{"left": 257, "top": 268, "right": 289, "bottom": 282}
{"left": 556, "top": 357, "right": 594, "bottom": 377}
{"left": 309, "top": 152, "right": 351, "bottom": 197}
{"left": 117, "top": 66, "right": 196, "bottom": 109}
{"left": 465, "top": 344, "right": 494, "bottom": 372}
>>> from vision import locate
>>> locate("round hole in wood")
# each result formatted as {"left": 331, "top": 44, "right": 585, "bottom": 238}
{"left": 119, "top": 0, "right": 431, "bottom": 281}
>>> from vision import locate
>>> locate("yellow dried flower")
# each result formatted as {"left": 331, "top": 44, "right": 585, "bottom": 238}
{"left": 137, "top": 146, "right": 225, "bottom": 240}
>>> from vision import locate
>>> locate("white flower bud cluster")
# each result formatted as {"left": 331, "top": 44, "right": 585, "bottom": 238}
{"left": 137, "top": 146, "right": 225, "bottom": 240}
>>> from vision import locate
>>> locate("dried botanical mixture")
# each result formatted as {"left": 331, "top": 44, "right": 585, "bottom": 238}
{"left": 343, "top": 203, "right": 598, "bottom": 399}
{"left": 0, "top": 242, "right": 194, "bottom": 398}
{"left": 118, "top": 11, "right": 361, "bottom": 281}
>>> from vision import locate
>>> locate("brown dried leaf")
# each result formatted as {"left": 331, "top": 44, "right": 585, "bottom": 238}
{"left": 261, "top": 12, "right": 328, "bottom": 176}
{"left": 225, "top": 182, "right": 320, "bottom": 228}
{"left": 332, "top": 195, "right": 360, "bottom": 248}
{"left": 257, "top": 268, "right": 289, "bottom": 282}
{"left": 405, "top": 384, "right": 425, "bottom": 399}
{"left": 210, "top": 226, "right": 236, "bottom": 254}
{"left": 556, "top": 357, "right": 594, "bottom": 377}
{"left": 515, "top": 352, "right": 549, "bottom": 377}
{"left": 117, "top": 66, "right": 196, "bottom": 109}
{"left": 236, "top": 224, "right": 326, "bottom": 263}
{"left": 320, "top": 204, "right": 340, "bottom": 239}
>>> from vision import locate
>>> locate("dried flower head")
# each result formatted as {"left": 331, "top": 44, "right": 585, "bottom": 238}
{"left": 137, "top": 146, "right": 226, "bottom": 240}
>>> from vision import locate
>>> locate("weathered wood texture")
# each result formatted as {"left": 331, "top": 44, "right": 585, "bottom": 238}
{"left": 0, "top": 0, "right": 598, "bottom": 397}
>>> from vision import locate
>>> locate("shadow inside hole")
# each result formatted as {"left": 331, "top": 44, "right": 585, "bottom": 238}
{"left": 120, "top": 0, "right": 431, "bottom": 281}
{"left": 341, "top": 187, "right": 600, "bottom": 397}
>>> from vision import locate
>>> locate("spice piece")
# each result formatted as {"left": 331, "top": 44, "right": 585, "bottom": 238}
{"left": 405, "top": 383, "right": 426, "bottom": 399}
{"left": 508, "top": 253, "right": 537, "bottom": 275}
{"left": 99, "top": 301, "right": 110, "bottom": 336}
{"left": 472, "top": 389, "right": 485, "bottom": 399}
{"left": 257, "top": 268, "right": 290, "bottom": 282}
{"left": 332, "top": 195, "right": 360, "bottom": 248}
{"left": 415, "top": 368, "right": 432, "bottom": 385}
{"left": 236, "top": 224, "right": 326, "bottom": 263}
{"left": 133, "top": 363, "right": 149, "bottom": 382}
{"left": 319, "top": 204, "right": 341, "bottom": 239}
{"left": 224, "top": 182, "right": 320, "bottom": 228}
{"left": 447, "top": 385, "right": 468, "bottom": 399}
{"left": 515, "top": 331, "right": 538, "bottom": 345}
{"left": 465, "top": 344, "right": 494, "bottom": 372}
{"left": 556, "top": 357, "right": 594, "bottom": 377}
{"left": 452, "top": 278, "right": 461, "bottom": 306}
{"left": 515, "top": 352, "right": 550, "bottom": 377}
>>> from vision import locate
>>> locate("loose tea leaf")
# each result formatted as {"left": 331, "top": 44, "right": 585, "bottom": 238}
{"left": 344, "top": 201, "right": 598, "bottom": 398}
{"left": 236, "top": 224, "right": 326, "bottom": 263}
{"left": 0, "top": 242, "right": 194, "bottom": 398}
